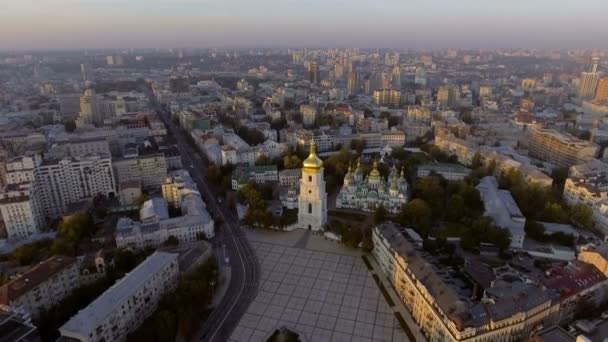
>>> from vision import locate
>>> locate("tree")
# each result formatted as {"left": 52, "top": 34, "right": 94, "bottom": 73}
{"left": 255, "top": 155, "right": 272, "bottom": 166}
{"left": 551, "top": 167, "right": 569, "bottom": 188}
{"left": 525, "top": 220, "right": 546, "bottom": 241}
{"left": 470, "top": 152, "right": 482, "bottom": 169}
{"left": 570, "top": 203, "right": 593, "bottom": 229}
{"left": 135, "top": 193, "right": 150, "bottom": 207}
{"left": 374, "top": 205, "right": 389, "bottom": 224}
{"left": 350, "top": 139, "right": 365, "bottom": 154}
{"left": 58, "top": 212, "right": 94, "bottom": 244}
{"left": 64, "top": 120, "right": 76, "bottom": 132}
{"left": 283, "top": 154, "right": 302, "bottom": 169}
{"left": 398, "top": 199, "right": 432, "bottom": 236}
{"left": 164, "top": 235, "right": 179, "bottom": 247}
{"left": 413, "top": 176, "right": 446, "bottom": 217}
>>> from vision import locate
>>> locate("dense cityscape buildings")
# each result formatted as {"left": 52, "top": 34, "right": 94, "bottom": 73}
{"left": 0, "top": 41, "right": 608, "bottom": 342}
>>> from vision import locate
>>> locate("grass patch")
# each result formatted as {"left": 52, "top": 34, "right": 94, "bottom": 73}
{"left": 328, "top": 210, "right": 368, "bottom": 222}
{"left": 361, "top": 255, "right": 373, "bottom": 271}
{"left": 372, "top": 274, "right": 395, "bottom": 307}
{"left": 281, "top": 208, "right": 298, "bottom": 225}
{"left": 394, "top": 311, "right": 417, "bottom": 342}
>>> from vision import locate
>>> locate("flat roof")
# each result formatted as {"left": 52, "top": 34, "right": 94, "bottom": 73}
{"left": 60, "top": 252, "right": 178, "bottom": 337}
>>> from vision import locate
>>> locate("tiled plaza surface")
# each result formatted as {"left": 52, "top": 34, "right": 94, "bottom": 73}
{"left": 229, "top": 241, "right": 408, "bottom": 342}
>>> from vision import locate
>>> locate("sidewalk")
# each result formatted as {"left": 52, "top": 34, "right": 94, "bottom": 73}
{"left": 366, "top": 254, "right": 428, "bottom": 342}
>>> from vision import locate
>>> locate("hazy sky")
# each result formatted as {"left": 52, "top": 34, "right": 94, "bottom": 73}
{"left": 1, "top": 0, "right": 607, "bottom": 50}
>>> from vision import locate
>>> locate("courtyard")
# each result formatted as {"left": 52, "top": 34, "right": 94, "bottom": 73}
{"left": 229, "top": 237, "right": 409, "bottom": 342}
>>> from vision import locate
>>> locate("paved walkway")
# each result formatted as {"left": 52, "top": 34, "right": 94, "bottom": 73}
{"left": 293, "top": 229, "right": 312, "bottom": 248}
{"left": 365, "top": 254, "right": 427, "bottom": 342}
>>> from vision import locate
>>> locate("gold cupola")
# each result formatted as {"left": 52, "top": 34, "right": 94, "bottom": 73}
{"left": 303, "top": 140, "right": 323, "bottom": 173}
{"left": 368, "top": 160, "right": 381, "bottom": 180}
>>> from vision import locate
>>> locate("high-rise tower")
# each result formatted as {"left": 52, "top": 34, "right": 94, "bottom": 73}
{"left": 308, "top": 61, "right": 320, "bottom": 85}
{"left": 579, "top": 57, "right": 601, "bottom": 100}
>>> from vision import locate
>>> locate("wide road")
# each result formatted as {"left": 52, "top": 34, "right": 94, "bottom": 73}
{"left": 157, "top": 108, "right": 259, "bottom": 342}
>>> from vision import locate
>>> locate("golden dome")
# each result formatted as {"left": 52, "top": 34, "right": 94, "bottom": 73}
{"left": 303, "top": 140, "right": 323, "bottom": 172}
{"left": 368, "top": 160, "right": 381, "bottom": 180}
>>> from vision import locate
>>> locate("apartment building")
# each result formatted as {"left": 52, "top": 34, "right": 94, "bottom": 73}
{"left": 231, "top": 165, "right": 278, "bottom": 190}
{"left": 0, "top": 183, "right": 45, "bottom": 239}
{"left": 372, "top": 223, "right": 561, "bottom": 342}
{"left": 563, "top": 160, "right": 608, "bottom": 235}
{"left": 35, "top": 154, "right": 116, "bottom": 218}
{"left": 161, "top": 169, "right": 200, "bottom": 208}
{"left": 45, "top": 137, "right": 110, "bottom": 160}
{"left": 113, "top": 152, "right": 167, "bottom": 191}
{"left": 0, "top": 256, "right": 80, "bottom": 320}
{"left": 435, "top": 134, "right": 478, "bottom": 165}
{"left": 372, "top": 89, "right": 401, "bottom": 107}
{"left": 117, "top": 171, "right": 214, "bottom": 249}
{"left": 417, "top": 163, "right": 471, "bottom": 181}
{"left": 0, "top": 155, "right": 45, "bottom": 239}
{"left": 59, "top": 252, "right": 179, "bottom": 342}
{"left": 528, "top": 128, "right": 598, "bottom": 168}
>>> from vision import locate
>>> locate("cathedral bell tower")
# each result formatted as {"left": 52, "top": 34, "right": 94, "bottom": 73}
{"left": 297, "top": 140, "right": 327, "bottom": 231}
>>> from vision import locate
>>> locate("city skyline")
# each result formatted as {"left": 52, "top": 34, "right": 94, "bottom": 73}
{"left": 2, "top": 0, "right": 608, "bottom": 50}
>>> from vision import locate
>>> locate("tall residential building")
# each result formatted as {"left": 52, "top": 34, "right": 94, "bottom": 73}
{"left": 528, "top": 128, "right": 599, "bottom": 168}
{"left": 437, "top": 84, "right": 460, "bottom": 108}
{"left": 113, "top": 152, "right": 167, "bottom": 191}
{"left": 0, "top": 183, "right": 45, "bottom": 239}
{"left": 391, "top": 66, "right": 401, "bottom": 89}
{"left": 0, "top": 255, "right": 80, "bottom": 319}
{"left": 300, "top": 105, "right": 317, "bottom": 127}
{"left": 347, "top": 71, "right": 359, "bottom": 97}
{"left": 308, "top": 60, "right": 320, "bottom": 85}
{"left": 579, "top": 57, "right": 601, "bottom": 100}
{"left": 36, "top": 154, "right": 116, "bottom": 218}
{"left": 59, "top": 252, "right": 179, "bottom": 342}
{"left": 80, "top": 63, "right": 93, "bottom": 82}
{"left": 594, "top": 77, "right": 608, "bottom": 103}
{"left": 372, "top": 89, "right": 401, "bottom": 107}
{"left": 0, "top": 156, "right": 45, "bottom": 239}
{"left": 78, "top": 89, "right": 100, "bottom": 125}
{"left": 297, "top": 141, "right": 327, "bottom": 231}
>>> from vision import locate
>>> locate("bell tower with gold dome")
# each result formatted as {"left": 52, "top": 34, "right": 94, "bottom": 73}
{"left": 297, "top": 140, "right": 327, "bottom": 231}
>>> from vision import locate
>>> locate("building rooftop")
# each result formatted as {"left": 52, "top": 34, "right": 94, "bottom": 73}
{"left": 541, "top": 261, "right": 606, "bottom": 300}
{"left": 375, "top": 222, "right": 559, "bottom": 332}
{"left": 531, "top": 326, "right": 575, "bottom": 342}
{"left": 417, "top": 162, "right": 471, "bottom": 174}
{"left": 59, "top": 252, "right": 178, "bottom": 337}
{"left": 0, "top": 255, "right": 76, "bottom": 305}
{"left": 476, "top": 176, "right": 525, "bottom": 238}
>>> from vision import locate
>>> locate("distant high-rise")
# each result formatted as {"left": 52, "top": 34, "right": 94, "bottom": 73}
{"left": 347, "top": 71, "right": 359, "bottom": 97}
{"left": 308, "top": 61, "right": 320, "bottom": 84}
{"left": 80, "top": 63, "right": 93, "bottom": 82}
{"left": 579, "top": 57, "right": 601, "bottom": 100}
{"left": 79, "top": 88, "right": 100, "bottom": 125}
{"left": 594, "top": 77, "right": 608, "bottom": 103}
{"left": 391, "top": 66, "right": 401, "bottom": 89}
{"left": 437, "top": 85, "right": 460, "bottom": 108}
{"left": 373, "top": 89, "right": 401, "bottom": 107}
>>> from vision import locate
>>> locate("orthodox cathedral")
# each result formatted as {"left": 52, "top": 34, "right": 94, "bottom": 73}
{"left": 335, "top": 160, "right": 408, "bottom": 213}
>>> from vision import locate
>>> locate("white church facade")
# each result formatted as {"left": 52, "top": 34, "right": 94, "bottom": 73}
{"left": 336, "top": 160, "right": 408, "bottom": 214}
{"left": 297, "top": 141, "right": 327, "bottom": 231}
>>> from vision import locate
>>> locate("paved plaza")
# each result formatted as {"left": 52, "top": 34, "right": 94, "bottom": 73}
{"left": 229, "top": 241, "right": 408, "bottom": 342}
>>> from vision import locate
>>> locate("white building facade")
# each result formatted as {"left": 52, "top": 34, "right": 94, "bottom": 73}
{"left": 297, "top": 141, "right": 327, "bottom": 231}
{"left": 336, "top": 161, "right": 408, "bottom": 214}
{"left": 59, "top": 252, "right": 179, "bottom": 342}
